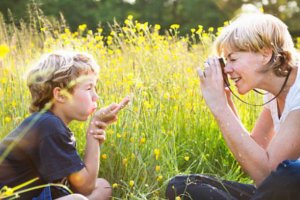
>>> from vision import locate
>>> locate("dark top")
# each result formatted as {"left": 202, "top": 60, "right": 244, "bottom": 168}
{"left": 0, "top": 111, "right": 85, "bottom": 199}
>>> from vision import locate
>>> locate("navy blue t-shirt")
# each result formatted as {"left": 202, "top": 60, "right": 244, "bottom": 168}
{"left": 0, "top": 111, "right": 85, "bottom": 199}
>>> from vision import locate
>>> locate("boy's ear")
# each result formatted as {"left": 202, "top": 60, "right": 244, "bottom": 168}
{"left": 53, "top": 87, "right": 66, "bottom": 103}
{"left": 262, "top": 48, "right": 273, "bottom": 65}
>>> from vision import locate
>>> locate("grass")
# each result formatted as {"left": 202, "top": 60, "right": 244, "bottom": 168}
{"left": 0, "top": 10, "right": 267, "bottom": 199}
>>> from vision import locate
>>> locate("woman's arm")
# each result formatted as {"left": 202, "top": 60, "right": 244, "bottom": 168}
{"left": 250, "top": 108, "right": 275, "bottom": 150}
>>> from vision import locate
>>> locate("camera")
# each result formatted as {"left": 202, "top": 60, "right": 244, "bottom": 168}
{"left": 219, "top": 58, "right": 230, "bottom": 86}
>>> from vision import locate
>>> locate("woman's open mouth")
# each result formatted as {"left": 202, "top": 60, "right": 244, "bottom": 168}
{"left": 231, "top": 77, "right": 241, "bottom": 84}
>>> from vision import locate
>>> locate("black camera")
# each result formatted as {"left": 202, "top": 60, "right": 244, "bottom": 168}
{"left": 219, "top": 58, "right": 230, "bottom": 86}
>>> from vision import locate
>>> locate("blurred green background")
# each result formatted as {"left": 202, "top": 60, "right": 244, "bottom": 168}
{"left": 1, "top": 0, "right": 300, "bottom": 36}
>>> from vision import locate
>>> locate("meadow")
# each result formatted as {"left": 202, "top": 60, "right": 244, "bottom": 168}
{"left": 0, "top": 10, "right": 271, "bottom": 199}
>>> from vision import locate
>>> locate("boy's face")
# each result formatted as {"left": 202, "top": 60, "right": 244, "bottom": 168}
{"left": 63, "top": 74, "right": 99, "bottom": 122}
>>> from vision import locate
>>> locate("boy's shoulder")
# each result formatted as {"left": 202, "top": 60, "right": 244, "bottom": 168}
{"left": 22, "top": 111, "right": 65, "bottom": 129}
{"left": 13, "top": 111, "right": 69, "bottom": 139}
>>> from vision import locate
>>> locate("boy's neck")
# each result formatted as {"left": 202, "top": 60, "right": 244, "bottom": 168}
{"left": 50, "top": 107, "right": 71, "bottom": 125}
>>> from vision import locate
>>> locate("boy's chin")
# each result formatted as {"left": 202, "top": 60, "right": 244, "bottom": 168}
{"left": 76, "top": 115, "right": 90, "bottom": 121}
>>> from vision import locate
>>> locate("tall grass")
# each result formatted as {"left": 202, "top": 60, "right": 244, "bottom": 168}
{"left": 0, "top": 9, "right": 267, "bottom": 199}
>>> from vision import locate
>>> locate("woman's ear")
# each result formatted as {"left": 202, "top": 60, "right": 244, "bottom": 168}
{"left": 53, "top": 87, "right": 66, "bottom": 103}
{"left": 262, "top": 48, "right": 273, "bottom": 65}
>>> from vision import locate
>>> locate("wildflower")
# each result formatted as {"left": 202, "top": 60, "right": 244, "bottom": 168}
{"left": 5, "top": 117, "right": 11, "bottom": 123}
{"left": 170, "top": 24, "right": 180, "bottom": 29}
{"left": 97, "top": 28, "right": 103, "bottom": 33}
{"left": 184, "top": 156, "right": 190, "bottom": 161}
{"left": 1, "top": 77, "right": 7, "bottom": 84}
{"left": 129, "top": 180, "right": 134, "bottom": 187}
{"left": 123, "top": 158, "right": 128, "bottom": 166}
{"left": 208, "top": 27, "right": 214, "bottom": 32}
{"left": 140, "top": 137, "right": 146, "bottom": 144}
{"left": 117, "top": 133, "right": 122, "bottom": 138}
{"left": 127, "top": 15, "right": 133, "bottom": 20}
{"left": 175, "top": 197, "right": 181, "bottom": 200}
{"left": 131, "top": 153, "right": 135, "bottom": 159}
{"left": 0, "top": 44, "right": 9, "bottom": 58}
{"left": 155, "top": 165, "right": 160, "bottom": 172}
{"left": 101, "top": 154, "right": 107, "bottom": 159}
{"left": 190, "top": 28, "right": 196, "bottom": 33}
{"left": 125, "top": 19, "right": 131, "bottom": 26}
{"left": 112, "top": 183, "right": 118, "bottom": 188}
{"left": 64, "top": 28, "right": 70, "bottom": 34}
{"left": 78, "top": 24, "right": 87, "bottom": 32}
{"left": 154, "top": 24, "right": 161, "bottom": 30}
{"left": 130, "top": 137, "right": 135, "bottom": 143}
{"left": 154, "top": 148, "right": 160, "bottom": 160}
{"left": 156, "top": 175, "right": 163, "bottom": 182}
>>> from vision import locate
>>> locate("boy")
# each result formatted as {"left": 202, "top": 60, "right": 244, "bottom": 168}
{"left": 0, "top": 51, "right": 129, "bottom": 199}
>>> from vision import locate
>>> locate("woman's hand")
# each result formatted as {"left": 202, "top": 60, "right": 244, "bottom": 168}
{"left": 197, "top": 57, "right": 228, "bottom": 112}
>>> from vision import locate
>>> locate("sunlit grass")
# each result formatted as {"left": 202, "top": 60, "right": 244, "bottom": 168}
{"left": 0, "top": 12, "right": 274, "bottom": 199}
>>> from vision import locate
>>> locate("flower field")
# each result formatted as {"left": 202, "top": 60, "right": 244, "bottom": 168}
{"left": 0, "top": 12, "right": 267, "bottom": 199}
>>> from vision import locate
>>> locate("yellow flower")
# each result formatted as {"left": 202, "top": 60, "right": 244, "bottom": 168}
{"left": 130, "top": 137, "right": 135, "bottom": 143}
{"left": 155, "top": 165, "right": 160, "bottom": 172}
{"left": 175, "top": 197, "right": 181, "bottom": 200}
{"left": 112, "top": 183, "right": 118, "bottom": 188}
{"left": 0, "top": 44, "right": 9, "bottom": 58}
{"left": 154, "top": 148, "right": 160, "bottom": 160}
{"left": 140, "top": 137, "right": 146, "bottom": 144}
{"left": 154, "top": 24, "right": 161, "bottom": 30}
{"left": 129, "top": 180, "right": 134, "bottom": 187}
{"left": 101, "top": 154, "right": 107, "bottom": 159}
{"left": 170, "top": 24, "right": 180, "bottom": 29}
{"left": 125, "top": 19, "right": 131, "bottom": 26}
{"left": 5, "top": 116, "right": 11, "bottom": 123}
{"left": 184, "top": 156, "right": 190, "bottom": 161}
{"left": 127, "top": 15, "right": 133, "bottom": 20}
{"left": 156, "top": 175, "right": 163, "bottom": 182}
{"left": 78, "top": 24, "right": 87, "bottom": 32}
{"left": 123, "top": 158, "right": 128, "bottom": 166}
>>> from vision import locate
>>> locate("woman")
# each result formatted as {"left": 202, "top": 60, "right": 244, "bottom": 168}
{"left": 166, "top": 13, "right": 300, "bottom": 200}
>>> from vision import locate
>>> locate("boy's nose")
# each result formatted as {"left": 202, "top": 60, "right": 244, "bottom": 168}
{"left": 92, "top": 92, "right": 99, "bottom": 101}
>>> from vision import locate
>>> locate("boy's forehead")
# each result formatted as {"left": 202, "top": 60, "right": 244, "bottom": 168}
{"left": 73, "top": 74, "right": 98, "bottom": 86}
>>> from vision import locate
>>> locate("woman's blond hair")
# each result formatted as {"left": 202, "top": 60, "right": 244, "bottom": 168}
{"left": 27, "top": 51, "right": 100, "bottom": 113}
{"left": 215, "top": 13, "right": 298, "bottom": 76}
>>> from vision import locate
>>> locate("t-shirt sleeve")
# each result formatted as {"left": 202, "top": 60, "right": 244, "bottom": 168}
{"left": 32, "top": 118, "right": 85, "bottom": 182}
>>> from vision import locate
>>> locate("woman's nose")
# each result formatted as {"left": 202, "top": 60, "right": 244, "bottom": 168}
{"left": 224, "top": 63, "right": 233, "bottom": 73}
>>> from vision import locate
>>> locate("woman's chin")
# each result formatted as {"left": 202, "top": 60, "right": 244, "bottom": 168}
{"left": 237, "top": 87, "right": 250, "bottom": 95}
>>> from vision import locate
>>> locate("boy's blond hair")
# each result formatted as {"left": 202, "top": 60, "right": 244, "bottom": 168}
{"left": 215, "top": 13, "right": 298, "bottom": 76}
{"left": 27, "top": 51, "right": 100, "bottom": 113}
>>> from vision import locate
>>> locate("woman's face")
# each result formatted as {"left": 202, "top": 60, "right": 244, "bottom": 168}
{"left": 223, "top": 50, "right": 268, "bottom": 94}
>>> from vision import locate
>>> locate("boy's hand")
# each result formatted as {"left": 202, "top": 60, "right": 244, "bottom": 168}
{"left": 88, "top": 96, "right": 130, "bottom": 143}
{"left": 94, "top": 96, "right": 130, "bottom": 124}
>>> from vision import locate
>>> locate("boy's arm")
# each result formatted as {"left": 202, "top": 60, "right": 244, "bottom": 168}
{"left": 68, "top": 97, "right": 130, "bottom": 195}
